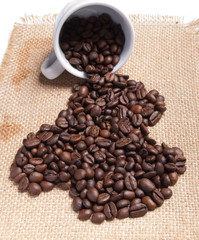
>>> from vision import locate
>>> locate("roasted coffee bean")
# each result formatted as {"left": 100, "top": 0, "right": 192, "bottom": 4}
{"left": 60, "top": 152, "right": 71, "bottom": 164}
{"left": 124, "top": 175, "right": 137, "bottom": 191}
{"left": 168, "top": 172, "right": 178, "bottom": 186}
{"left": 116, "top": 199, "right": 130, "bottom": 208}
{"left": 89, "top": 125, "right": 100, "bottom": 138}
{"left": 116, "top": 138, "right": 132, "bottom": 148}
{"left": 132, "top": 114, "right": 143, "bottom": 127}
{"left": 47, "top": 134, "right": 59, "bottom": 145}
{"left": 24, "top": 138, "right": 40, "bottom": 148}
{"left": 161, "top": 173, "right": 171, "bottom": 187}
{"left": 73, "top": 197, "right": 83, "bottom": 211}
{"left": 95, "top": 137, "right": 112, "bottom": 148}
{"left": 129, "top": 203, "right": 148, "bottom": 218}
{"left": 87, "top": 187, "right": 99, "bottom": 202}
{"left": 10, "top": 167, "right": 22, "bottom": 179}
{"left": 23, "top": 164, "right": 35, "bottom": 174}
{"left": 123, "top": 190, "right": 135, "bottom": 200}
{"left": 29, "top": 158, "right": 43, "bottom": 165}
{"left": 78, "top": 209, "right": 93, "bottom": 221}
{"left": 18, "top": 177, "right": 29, "bottom": 191}
{"left": 28, "top": 182, "right": 42, "bottom": 196}
{"left": 138, "top": 178, "right": 156, "bottom": 193}
{"left": 135, "top": 188, "right": 145, "bottom": 198}
{"left": 29, "top": 172, "right": 43, "bottom": 183}
{"left": 161, "top": 188, "right": 173, "bottom": 199}
{"left": 104, "top": 202, "right": 117, "bottom": 220}
{"left": 40, "top": 181, "right": 54, "bottom": 192}
{"left": 16, "top": 156, "right": 28, "bottom": 167}
{"left": 117, "top": 207, "right": 129, "bottom": 219}
{"left": 97, "top": 193, "right": 110, "bottom": 204}
{"left": 149, "top": 111, "right": 161, "bottom": 126}
{"left": 91, "top": 212, "right": 106, "bottom": 224}
{"left": 14, "top": 173, "right": 27, "bottom": 183}
{"left": 142, "top": 196, "right": 156, "bottom": 211}
{"left": 151, "top": 189, "right": 164, "bottom": 206}
{"left": 44, "top": 170, "right": 58, "bottom": 182}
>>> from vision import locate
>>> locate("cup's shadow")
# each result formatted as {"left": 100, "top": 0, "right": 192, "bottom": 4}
{"left": 39, "top": 70, "right": 85, "bottom": 88}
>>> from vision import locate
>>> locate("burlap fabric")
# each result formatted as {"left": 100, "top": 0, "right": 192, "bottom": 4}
{"left": 0, "top": 14, "right": 198, "bottom": 240}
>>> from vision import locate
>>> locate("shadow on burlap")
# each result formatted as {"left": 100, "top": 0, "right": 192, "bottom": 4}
{"left": 0, "top": 14, "right": 198, "bottom": 240}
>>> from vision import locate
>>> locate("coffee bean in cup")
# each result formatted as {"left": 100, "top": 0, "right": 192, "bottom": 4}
{"left": 59, "top": 14, "right": 125, "bottom": 75}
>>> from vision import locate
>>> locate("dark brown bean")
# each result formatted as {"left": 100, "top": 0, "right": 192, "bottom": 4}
{"left": 28, "top": 183, "right": 42, "bottom": 196}
{"left": 129, "top": 203, "right": 148, "bottom": 218}
{"left": 91, "top": 212, "right": 106, "bottom": 224}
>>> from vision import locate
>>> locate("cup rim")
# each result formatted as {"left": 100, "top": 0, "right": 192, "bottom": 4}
{"left": 54, "top": 0, "right": 134, "bottom": 79}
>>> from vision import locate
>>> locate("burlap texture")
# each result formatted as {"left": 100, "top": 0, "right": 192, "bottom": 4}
{"left": 0, "top": 14, "right": 198, "bottom": 240}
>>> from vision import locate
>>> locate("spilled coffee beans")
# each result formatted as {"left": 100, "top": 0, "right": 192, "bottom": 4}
{"left": 10, "top": 72, "right": 186, "bottom": 224}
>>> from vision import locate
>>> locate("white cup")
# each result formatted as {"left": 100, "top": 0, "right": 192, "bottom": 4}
{"left": 41, "top": 0, "right": 134, "bottom": 80}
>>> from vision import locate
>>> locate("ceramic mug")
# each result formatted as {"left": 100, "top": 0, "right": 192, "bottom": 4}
{"left": 41, "top": 0, "right": 134, "bottom": 79}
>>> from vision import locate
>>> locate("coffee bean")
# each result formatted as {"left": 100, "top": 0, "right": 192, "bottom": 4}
{"left": 95, "top": 137, "right": 112, "bottom": 148}
{"left": 161, "top": 173, "right": 171, "bottom": 187}
{"left": 23, "top": 164, "right": 35, "bottom": 174}
{"left": 116, "top": 138, "right": 132, "bottom": 148}
{"left": 44, "top": 169, "right": 58, "bottom": 182}
{"left": 138, "top": 178, "right": 156, "bottom": 193}
{"left": 14, "top": 173, "right": 27, "bottom": 183}
{"left": 168, "top": 172, "right": 178, "bottom": 186}
{"left": 132, "top": 114, "right": 143, "bottom": 127}
{"left": 114, "top": 179, "right": 124, "bottom": 192}
{"left": 161, "top": 188, "right": 173, "bottom": 199}
{"left": 47, "top": 134, "right": 59, "bottom": 145}
{"left": 104, "top": 202, "right": 117, "bottom": 220}
{"left": 69, "top": 58, "right": 82, "bottom": 65}
{"left": 35, "top": 164, "right": 47, "bottom": 173}
{"left": 91, "top": 212, "right": 106, "bottom": 224}
{"left": 117, "top": 207, "right": 129, "bottom": 219}
{"left": 60, "top": 152, "right": 71, "bottom": 164}
{"left": 74, "top": 169, "right": 86, "bottom": 181}
{"left": 10, "top": 167, "right": 22, "bottom": 179}
{"left": 151, "top": 189, "right": 164, "bottom": 206}
{"left": 29, "top": 158, "right": 43, "bottom": 165}
{"left": 39, "top": 131, "right": 53, "bottom": 142}
{"left": 24, "top": 138, "right": 40, "bottom": 148}
{"left": 124, "top": 175, "right": 137, "bottom": 191}
{"left": 87, "top": 187, "right": 99, "bottom": 202}
{"left": 16, "top": 156, "right": 28, "bottom": 167}
{"left": 29, "top": 172, "right": 43, "bottom": 183}
{"left": 18, "top": 177, "right": 29, "bottom": 191}
{"left": 90, "top": 105, "right": 101, "bottom": 117}
{"left": 78, "top": 209, "right": 93, "bottom": 221}
{"left": 142, "top": 196, "right": 156, "bottom": 211}
{"left": 73, "top": 197, "right": 83, "bottom": 212}
{"left": 123, "top": 190, "right": 135, "bottom": 200}
{"left": 100, "top": 129, "right": 111, "bottom": 138}
{"left": 97, "top": 193, "right": 110, "bottom": 204}
{"left": 129, "top": 203, "right": 148, "bottom": 218}
{"left": 116, "top": 199, "right": 130, "bottom": 208}
{"left": 149, "top": 111, "right": 161, "bottom": 126}
{"left": 40, "top": 181, "right": 54, "bottom": 192}
{"left": 89, "top": 125, "right": 100, "bottom": 138}
{"left": 28, "top": 182, "right": 42, "bottom": 196}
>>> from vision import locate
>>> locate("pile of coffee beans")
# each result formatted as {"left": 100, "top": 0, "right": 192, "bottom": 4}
{"left": 60, "top": 14, "right": 125, "bottom": 75}
{"left": 10, "top": 72, "right": 186, "bottom": 224}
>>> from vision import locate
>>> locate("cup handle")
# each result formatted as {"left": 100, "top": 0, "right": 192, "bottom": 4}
{"left": 41, "top": 51, "right": 65, "bottom": 79}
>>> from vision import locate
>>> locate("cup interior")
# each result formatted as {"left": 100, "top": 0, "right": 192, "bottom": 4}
{"left": 55, "top": 3, "right": 134, "bottom": 79}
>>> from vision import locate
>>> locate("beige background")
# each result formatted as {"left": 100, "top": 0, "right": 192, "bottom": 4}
{"left": 0, "top": 15, "right": 198, "bottom": 240}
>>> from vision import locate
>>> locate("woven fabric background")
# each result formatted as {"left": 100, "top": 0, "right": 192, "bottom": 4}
{"left": 0, "top": 14, "right": 198, "bottom": 240}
